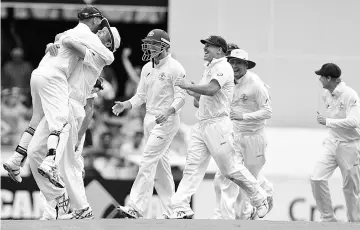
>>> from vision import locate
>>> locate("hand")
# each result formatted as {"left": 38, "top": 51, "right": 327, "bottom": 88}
{"left": 230, "top": 111, "right": 243, "bottom": 121}
{"left": 75, "top": 140, "right": 83, "bottom": 153}
{"left": 46, "top": 43, "right": 60, "bottom": 56}
{"left": 122, "top": 48, "right": 132, "bottom": 58}
{"left": 186, "top": 81, "right": 198, "bottom": 97}
{"left": 155, "top": 109, "right": 171, "bottom": 125}
{"left": 112, "top": 101, "right": 125, "bottom": 116}
{"left": 317, "top": 112, "right": 326, "bottom": 125}
{"left": 175, "top": 77, "right": 190, "bottom": 89}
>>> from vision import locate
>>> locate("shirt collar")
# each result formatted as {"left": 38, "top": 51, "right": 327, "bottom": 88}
{"left": 204, "top": 57, "right": 226, "bottom": 68}
{"left": 331, "top": 82, "right": 346, "bottom": 98}
{"left": 154, "top": 54, "right": 171, "bottom": 68}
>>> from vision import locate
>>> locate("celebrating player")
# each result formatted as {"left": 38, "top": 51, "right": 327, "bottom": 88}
{"left": 311, "top": 63, "right": 360, "bottom": 222}
{"left": 169, "top": 35, "right": 269, "bottom": 219}
{"left": 112, "top": 29, "right": 187, "bottom": 219}
{"left": 213, "top": 48, "right": 274, "bottom": 219}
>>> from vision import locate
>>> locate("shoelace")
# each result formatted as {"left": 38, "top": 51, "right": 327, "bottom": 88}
{"left": 177, "top": 211, "right": 186, "bottom": 217}
{"left": 128, "top": 208, "right": 138, "bottom": 217}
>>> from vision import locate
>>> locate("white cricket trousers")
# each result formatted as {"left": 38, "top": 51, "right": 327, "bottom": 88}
{"left": 30, "top": 73, "right": 69, "bottom": 132}
{"left": 171, "top": 117, "right": 267, "bottom": 213}
{"left": 310, "top": 137, "right": 360, "bottom": 222}
{"left": 128, "top": 113, "right": 180, "bottom": 217}
{"left": 213, "top": 130, "right": 274, "bottom": 219}
{"left": 28, "top": 99, "right": 89, "bottom": 210}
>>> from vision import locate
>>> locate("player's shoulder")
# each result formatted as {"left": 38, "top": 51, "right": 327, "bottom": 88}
{"left": 344, "top": 85, "right": 359, "bottom": 100}
{"left": 168, "top": 57, "right": 186, "bottom": 72}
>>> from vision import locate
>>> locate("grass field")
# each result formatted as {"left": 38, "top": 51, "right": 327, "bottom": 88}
{"left": 2, "top": 220, "right": 360, "bottom": 230}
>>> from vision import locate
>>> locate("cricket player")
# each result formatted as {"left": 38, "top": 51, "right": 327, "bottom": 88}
{"left": 169, "top": 36, "right": 269, "bottom": 219}
{"left": 312, "top": 63, "right": 360, "bottom": 222}
{"left": 112, "top": 29, "right": 186, "bottom": 219}
{"left": 39, "top": 80, "right": 104, "bottom": 220}
{"left": 212, "top": 49, "right": 274, "bottom": 220}
{"left": 28, "top": 25, "right": 120, "bottom": 219}
{"left": 3, "top": 6, "right": 113, "bottom": 188}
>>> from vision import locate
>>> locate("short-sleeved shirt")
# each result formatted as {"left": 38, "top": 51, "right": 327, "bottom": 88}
{"left": 196, "top": 57, "right": 234, "bottom": 121}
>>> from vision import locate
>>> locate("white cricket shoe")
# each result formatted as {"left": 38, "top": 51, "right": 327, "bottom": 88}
{"left": 170, "top": 210, "right": 194, "bottom": 219}
{"left": 267, "top": 196, "right": 274, "bottom": 213}
{"left": 117, "top": 205, "right": 141, "bottom": 219}
{"left": 58, "top": 207, "right": 94, "bottom": 220}
{"left": 247, "top": 206, "right": 258, "bottom": 220}
{"left": 256, "top": 199, "right": 269, "bottom": 218}
{"left": 3, "top": 153, "right": 24, "bottom": 183}
{"left": 38, "top": 156, "right": 65, "bottom": 188}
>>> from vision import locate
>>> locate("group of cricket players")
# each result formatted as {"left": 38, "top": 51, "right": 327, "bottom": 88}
{"left": 3, "top": 4, "right": 360, "bottom": 222}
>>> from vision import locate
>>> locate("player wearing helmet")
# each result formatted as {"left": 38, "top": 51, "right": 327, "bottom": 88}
{"left": 112, "top": 29, "right": 187, "bottom": 219}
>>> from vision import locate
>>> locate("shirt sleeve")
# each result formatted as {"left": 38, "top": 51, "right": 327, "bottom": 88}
{"left": 170, "top": 65, "right": 187, "bottom": 112}
{"left": 326, "top": 97, "right": 360, "bottom": 129}
{"left": 210, "top": 64, "right": 228, "bottom": 88}
{"left": 129, "top": 67, "right": 147, "bottom": 108}
{"left": 243, "top": 82, "right": 272, "bottom": 121}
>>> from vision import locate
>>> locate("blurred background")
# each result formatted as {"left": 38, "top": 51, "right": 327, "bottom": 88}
{"left": 1, "top": 0, "right": 360, "bottom": 221}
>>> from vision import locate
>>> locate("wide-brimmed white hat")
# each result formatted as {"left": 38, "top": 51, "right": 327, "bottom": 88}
{"left": 227, "top": 49, "right": 256, "bottom": 69}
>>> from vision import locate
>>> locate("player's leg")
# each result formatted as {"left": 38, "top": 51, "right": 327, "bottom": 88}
{"left": 118, "top": 115, "right": 179, "bottom": 218}
{"left": 336, "top": 140, "right": 360, "bottom": 222}
{"left": 153, "top": 149, "right": 176, "bottom": 218}
{"left": 170, "top": 123, "right": 211, "bottom": 219}
{"left": 212, "top": 171, "right": 224, "bottom": 219}
{"left": 27, "top": 117, "right": 70, "bottom": 218}
{"left": 58, "top": 132, "right": 93, "bottom": 220}
{"left": 37, "top": 75, "right": 70, "bottom": 188}
{"left": 236, "top": 132, "right": 272, "bottom": 219}
{"left": 3, "top": 74, "right": 45, "bottom": 182}
{"left": 213, "top": 170, "right": 240, "bottom": 219}
{"left": 204, "top": 119, "right": 268, "bottom": 218}
{"left": 310, "top": 138, "right": 338, "bottom": 222}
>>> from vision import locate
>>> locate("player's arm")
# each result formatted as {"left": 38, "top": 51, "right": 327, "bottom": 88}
{"left": 242, "top": 84, "right": 272, "bottom": 121}
{"left": 193, "top": 97, "right": 199, "bottom": 108}
{"left": 77, "top": 97, "right": 95, "bottom": 144}
{"left": 61, "top": 36, "right": 87, "bottom": 59}
{"left": 179, "top": 67, "right": 226, "bottom": 96}
{"left": 326, "top": 97, "right": 360, "bottom": 129}
{"left": 184, "top": 79, "right": 221, "bottom": 96}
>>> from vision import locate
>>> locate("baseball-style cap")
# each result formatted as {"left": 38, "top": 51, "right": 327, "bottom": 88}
{"left": 200, "top": 35, "right": 227, "bottom": 53}
{"left": 227, "top": 49, "right": 256, "bottom": 69}
{"left": 77, "top": 5, "right": 103, "bottom": 20}
{"left": 315, "top": 63, "right": 341, "bottom": 78}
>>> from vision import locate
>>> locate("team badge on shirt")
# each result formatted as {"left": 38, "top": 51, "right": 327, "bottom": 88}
{"left": 158, "top": 72, "right": 166, "bottom": 81}
{"left": 240, "top": 94, "right": 248, "bottom": 100}
{"left": 338, "top": 101, "right": 345, "bottom": 110}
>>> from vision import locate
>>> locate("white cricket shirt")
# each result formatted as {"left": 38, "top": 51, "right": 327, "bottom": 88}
{"left": 196, "top": 57, "right": 234, "bottom": 121}
{"left": 231, "top": 71, "right": 272, "bottom": 133}
{"left": 323, "top": 82, "right": 360, "bottom": 141}
{"left": 129, "top": 54, "right": 186, "bottom": 115}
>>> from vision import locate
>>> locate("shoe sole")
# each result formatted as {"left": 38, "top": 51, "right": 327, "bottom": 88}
{"left": 174, "top": 214, "right": 194, "bottom": 219}
{"left": 117, "top": 208, "right": 138, "bottom": 219}
{"left": 3, "top": 163, "right": 21, "bottom": 183}
{"left": 37, "top": 167, "right": 65, "bottom": 188}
